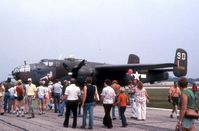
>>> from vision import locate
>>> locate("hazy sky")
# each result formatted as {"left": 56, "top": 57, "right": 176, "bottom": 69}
{"left": 0, "top": 0, "right": 199, "bottom": 81}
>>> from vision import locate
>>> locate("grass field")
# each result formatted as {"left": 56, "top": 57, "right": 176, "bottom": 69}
{"left": 146, "top": 88, "right": 199, "bottom": 109}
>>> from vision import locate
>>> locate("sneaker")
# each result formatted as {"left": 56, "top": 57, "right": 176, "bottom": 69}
{"left": 177, "top": 115, "right": 179, "bottom": 119}
{"left": 170, "top": 114, "right": 173, "bottom": 118}
{"left": 107, "top": 126, "right": 113, "bottom": 129}
{"left": 122, "top": 124, "right": 128, "bottom": 127}
{"left": 131, "top": 116, "right": 137, "bottom": 119}
{"left": 63, "top": 125, "right": 68, "bottom": 128}
{"left": 27, "top": 116, "right": 32, "bottom": 119}
{"left": 16, "top": 112, "right": 19, "bottom": 117}
{"left": 58, "top": 114, "right": 63, "bottom": 117}
{"left": 81, "top": 126, "right": 85, "bottom": 129}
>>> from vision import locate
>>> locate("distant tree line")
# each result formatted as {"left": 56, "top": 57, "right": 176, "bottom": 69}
{"left": 168, "top": 76, "right": 199, "bottom": 84}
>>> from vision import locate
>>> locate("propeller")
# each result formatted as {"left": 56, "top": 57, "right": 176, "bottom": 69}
{"left": 62, "top": 59, "right": 86, "bottom": 78}
{"left": 63, "top": 63, "right": 72, "bottom": 72}
{"left": 71, "top": 59, "right": 86, "bottom": 78}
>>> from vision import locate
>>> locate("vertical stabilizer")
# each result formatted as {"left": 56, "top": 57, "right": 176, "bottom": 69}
{"left": 128, "top": 54, "right": 140, "bottom": 64}
{"left": 173, "top": 48, "right": 187, "bottom": 77}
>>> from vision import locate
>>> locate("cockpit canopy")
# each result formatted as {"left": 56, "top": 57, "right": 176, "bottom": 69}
{"left": 13, "top": 64, "right": 31, "bottom": 73}
{"left": 40, "top": 59, "right": 54, "bottom": 67}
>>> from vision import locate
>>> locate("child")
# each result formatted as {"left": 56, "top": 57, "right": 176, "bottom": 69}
{"left": 118, "top": 87, "right": 128, "bottom": 127}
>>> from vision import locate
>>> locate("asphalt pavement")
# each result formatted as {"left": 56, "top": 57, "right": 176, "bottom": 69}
{"left": 0, "top": 105, "right": 198, "bottom": 131}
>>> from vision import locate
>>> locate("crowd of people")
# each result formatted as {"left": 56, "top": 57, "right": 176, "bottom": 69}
{"left": 168, "top": 78, "right": 198, "bottom": 131}
{"left": 0, "top": 76, "right": 198, "bottom": 130}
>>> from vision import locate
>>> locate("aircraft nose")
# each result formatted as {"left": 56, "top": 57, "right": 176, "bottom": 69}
{"left": 12, "top": 67, "right": 20, "bottom": 80}
{"left": 11, "top": 64, "right": 32, "bottom": 82}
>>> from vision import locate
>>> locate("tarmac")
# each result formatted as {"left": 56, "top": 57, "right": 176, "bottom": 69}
{"left": 0, "top": 105, "right": 198, "bottom": 131}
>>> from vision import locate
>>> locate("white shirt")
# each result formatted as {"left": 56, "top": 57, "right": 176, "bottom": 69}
{"left": 8, "top": 87, "right": 15, "bottom": 96}
{"left": 136, "top": 88, "right": 147, "bottom": 103}
{"left": 44, "top": 87, "right": 49, "bottom": 95}
{"left": 48, "top": 85, "right": 53, "bottom": 93}
{"left": 101, "top": 86, "right": 116, "bottom": 104}
{"left": 53, "top": 83, "right": 62, "bottom": 94}
{"left": 64, "top": 84, "right": 81, "bottom": 101}
{"left": 37, "top": 86, "right": 46, "bottom": 97}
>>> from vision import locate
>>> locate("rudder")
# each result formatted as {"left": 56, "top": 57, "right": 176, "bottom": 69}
{"left": 128, "top": 54, "right": 140, "bottom": 64}
{"left": 173, "top": 48, "right": 187, "bottom": 77}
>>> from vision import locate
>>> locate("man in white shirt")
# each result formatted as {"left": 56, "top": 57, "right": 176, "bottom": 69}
{"left": 101, "top": 79, "right": 116, "bottom": 129}
{"left": 52, "top": 80, "right": 62, "bottom": 113}
{"left": 62, "top": 78, "right": 81, "bottom": 129}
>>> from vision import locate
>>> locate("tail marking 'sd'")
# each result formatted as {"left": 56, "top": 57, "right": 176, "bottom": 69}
{"left": 173, "top": 48, "right": 187, "bottom": 77}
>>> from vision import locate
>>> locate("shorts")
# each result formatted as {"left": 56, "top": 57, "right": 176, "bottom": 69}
{"left": 38, "top": 95, "right": 44, "bottom": 100}
{"left": 182, "top": 117, "right": 195, "bottom": 129}
{"left": 16, "top": 96, "right": 24, "bottom": 101}
{"left": 171, "top": 97, "right": 179, "bottom": 106}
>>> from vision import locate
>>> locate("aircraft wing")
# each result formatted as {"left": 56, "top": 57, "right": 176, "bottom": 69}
{"left": 95, "top": 63, "right": 176, "bottom": 74}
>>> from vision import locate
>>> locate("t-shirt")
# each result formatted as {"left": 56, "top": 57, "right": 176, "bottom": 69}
{"left": 192, "top": 85, "right": 198, "bottom": 92}
{"left": 101, "top": 86, "right": 116, "bottom": 104}
{"left": 180, "top": 89, "right": 196, "bottom": 109}
{"left": 37, "top": 86, "right": 46, "bottom": 98}
{"left": 136, "top": 88, "right": 147, "bottom": 103}
{"left": 8, "top": 87, "right": 15, "bottom": 96}
{"left": 118, "top": 93, "right": 128, "bottom": 107}
{"left": 26, "top": 83, "right": 37, "bottom": 96}
{"left": 64, "top": 84, "right": 81, "bottom": 101}
{"left": 53, "top": 83, "right": 63, "bottom": 94}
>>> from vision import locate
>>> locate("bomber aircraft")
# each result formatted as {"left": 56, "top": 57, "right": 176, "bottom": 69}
{"left": 12, "top": 48, "right": 187, "bottom": 88}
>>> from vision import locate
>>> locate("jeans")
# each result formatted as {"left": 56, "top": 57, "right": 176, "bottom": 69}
{"left": 119, "top": 106, "right": 127, "bottom": 126}
{"left": 4, "top": 92, "right": 11, "bottom": 113}
{"left": 53, "top": 93, "right": 60, "bottom": 113}
{"left": 82, "top": 102, "right": 95, "bottom": 129}
{"left": 112, "top": 105, "right": 120, "bottom": 119}
{"left": 59, "top": 100, "right": 67, "bottom": 115}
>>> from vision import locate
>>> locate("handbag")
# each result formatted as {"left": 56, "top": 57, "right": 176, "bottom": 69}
{"left": 168, "top": 95, "right": 171, "bottom": 103}
{"left": 185, "top": 108, "right": 199, "bottom": 119}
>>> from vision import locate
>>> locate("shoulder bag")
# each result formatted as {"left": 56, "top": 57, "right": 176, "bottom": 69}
{"left": 185, "top": 109, "right": 199, "bottom": 119}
